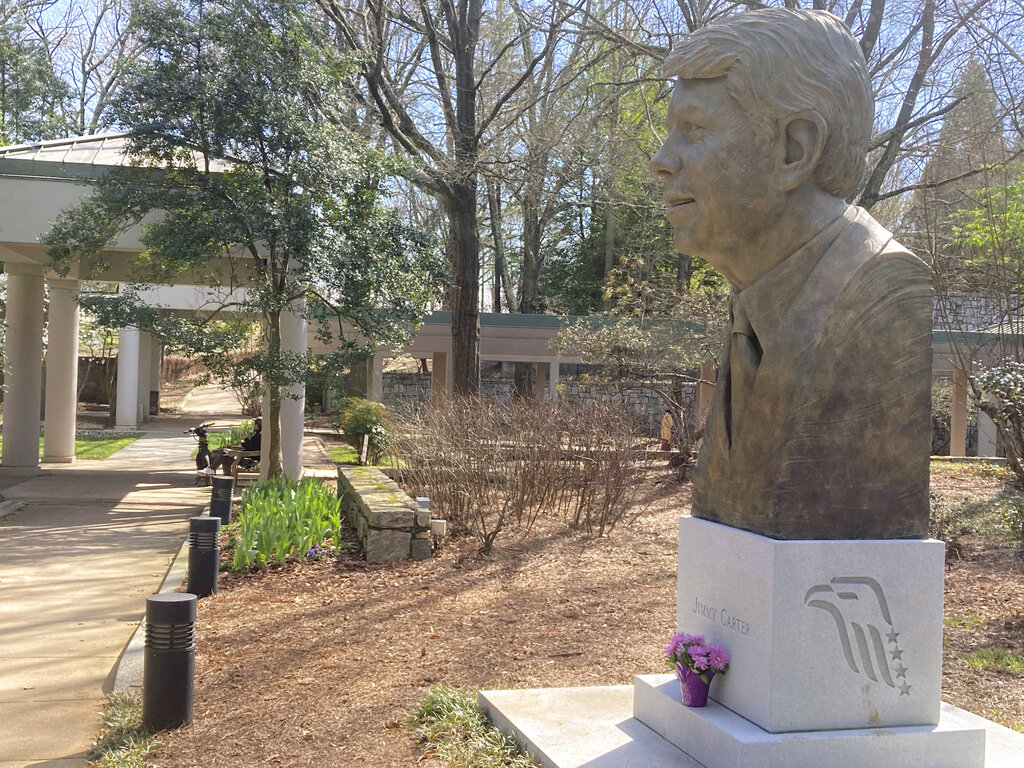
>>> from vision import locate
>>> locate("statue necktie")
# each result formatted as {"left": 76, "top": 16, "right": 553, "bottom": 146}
{"left": 728, "top": 295, "right": 762, "bottom": 447}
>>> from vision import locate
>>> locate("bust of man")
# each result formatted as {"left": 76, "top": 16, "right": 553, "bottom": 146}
{"left": 651, "top": 8, "right": 933, "bottom": 540}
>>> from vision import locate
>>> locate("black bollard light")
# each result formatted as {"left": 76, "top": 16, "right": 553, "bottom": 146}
{"left": 143, "top": 593, "right": 196, "bottom": 732}
{"left": 187, "top": 516, "right": 221, "bottom": 598}
{"left": 209, "top": 475, "right": 234, "bottom": 525}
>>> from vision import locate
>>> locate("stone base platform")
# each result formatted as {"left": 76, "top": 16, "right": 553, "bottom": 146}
{"left": 480, "top": 681, "right": 1024, "bottom": 768}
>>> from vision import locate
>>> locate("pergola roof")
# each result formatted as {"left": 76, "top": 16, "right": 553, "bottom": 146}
{"left": 0, "top": 133, "right": 240, "bottom": 281}
{"left": 0, "top": 133, "right": 133, "bottom": 167}
{"left": 0, "top": 133, "right": 234, "bottom": 177}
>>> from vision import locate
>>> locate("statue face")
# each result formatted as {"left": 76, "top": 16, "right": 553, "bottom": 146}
{"left": 652, "top": 78, "right": 786, "bottom": 271}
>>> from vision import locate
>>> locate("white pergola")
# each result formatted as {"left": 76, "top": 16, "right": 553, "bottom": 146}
{"left": 0, "top": 134, "right": 307, "bottom": 476}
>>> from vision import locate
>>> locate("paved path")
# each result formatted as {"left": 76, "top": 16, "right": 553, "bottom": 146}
{"left": 0, "top": 386, "right": 244, "bottom": 766}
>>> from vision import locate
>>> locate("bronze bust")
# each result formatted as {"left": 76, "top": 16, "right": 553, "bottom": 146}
{"left": 652, "top": 9, "right": 932, "bottom": 540}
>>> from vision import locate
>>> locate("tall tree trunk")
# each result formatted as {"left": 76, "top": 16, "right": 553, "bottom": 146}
{"left": 603, "top": 200, "right": 616, "bottom": 309}
{"left": 677, "top": 253, "right": 694, "bottom": 294}
{"left": 514, "top": 196, "right": 542, "bottom": 399}
{"left": 265, "top": 306, "right": 284, "bottom": 477}
{"left": 486, "top": 182, "right": 505, "bottom": 313}
{"left": 448, "top": 0, "right": 482, "bottom": 396}
{"left": 447, "top": 181, "right": 481, "bottom": 396}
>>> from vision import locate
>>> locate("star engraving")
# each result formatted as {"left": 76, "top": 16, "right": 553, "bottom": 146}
{"left": 890, "top": 647, "right": 904, "bottom": 662}
{"left": 898, "top": 682, "right": 912, "bottom": 696}
{"left": 894, "top": 662, "right": 908, "bottom": 679}
{"left": 886, "top": 628, "right": 900, "bottom": 644}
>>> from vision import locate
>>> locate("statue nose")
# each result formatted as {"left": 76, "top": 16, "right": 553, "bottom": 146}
{"left": 650, "top": 145, "right": 676, "bottom": 177}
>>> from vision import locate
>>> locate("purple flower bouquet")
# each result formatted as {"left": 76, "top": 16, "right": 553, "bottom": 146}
{"left": 664, "top": 632, "right": 730, "bottom": 707}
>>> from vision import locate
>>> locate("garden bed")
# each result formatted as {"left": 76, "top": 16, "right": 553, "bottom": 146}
{"left": 145, "top": 463, "right": 1024, "bottom": 767}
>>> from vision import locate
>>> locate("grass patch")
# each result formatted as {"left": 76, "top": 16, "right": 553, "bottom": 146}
{"left": 0, "top": 432, "right": 141, "bottom": 460}
{"left": 73, "top": 433, "right": 141, "bottom": 460}
{"left": 965, "top": 648, "right": 1024, "bottom": 676}
{"left": 929, "top": 459, "right": 1012, "bottom": 481}
{"left": 87, "top": 691, "right": 161, "bottom": 767}
{"left": 327, "top": 443, "right": 360, "bottom": 464}
{"left": 406, "top": 686, "right": 540, "bottom": 768}
{"left": 944, "top": 614, "right": 986, "bottom": 630}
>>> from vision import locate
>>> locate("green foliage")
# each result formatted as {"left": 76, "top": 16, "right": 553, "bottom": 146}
{"left": 407, "top": 686, "right": 540, "bottom": 768}
{"left": 208, "top": 421, "right": 254, "bottom": 452}
{"left": 338, "top": 398, "right": 393, "bottom": 465}
{"left": 231, "top": 477, "right": 343, "bottom": 571}
{"left": 952, "top": 168, "right": 1024, "bottom": 284}
{"left": 965, "top": 648, "right": 1024, "bottom": 676}
{"left": 0, "top": 0, "right": 70, "bottom": 143}
{"left": 42, "top": 0, "right": 443, "bottom": 476}
{"left": 87, "top": 691, "right": 161, "bottom": 768}
{"left": 974, "top": 361, "right": 1024, "bottom": 486}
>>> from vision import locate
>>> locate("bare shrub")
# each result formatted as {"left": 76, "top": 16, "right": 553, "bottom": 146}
{"left": 394, "top": 397, "right": 641, "bottom": 552}
{"left": 163, "top": 355, "right": 209, "bottom": 383}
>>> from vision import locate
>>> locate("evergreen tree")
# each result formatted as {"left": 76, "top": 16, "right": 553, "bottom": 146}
{"left": 44, "top": 0, "right": 443, "bottom": 476}
{"left": 0, "top": 0, "right": 69, "bottom": 143}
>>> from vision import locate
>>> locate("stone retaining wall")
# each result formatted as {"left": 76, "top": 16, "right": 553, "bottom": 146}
{"left": 337, "top": 465, "right": 431, "bottom": 563}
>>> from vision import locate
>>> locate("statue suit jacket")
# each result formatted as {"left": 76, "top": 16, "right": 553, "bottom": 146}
{"left": 691, "top": 206, "right": 933, "bottom": 540}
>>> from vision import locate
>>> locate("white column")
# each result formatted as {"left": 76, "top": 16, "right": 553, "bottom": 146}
{"left": 137, "top": 331, "right": 152, "bottom": 423}
{"left": 115, "top": 326, "right": 140, "bottom": 429}
{"left": 550, "top": 359, "right": 560, "bottom": 402}
{"left": 2, "top": 265, "right": 45, "bottom": 467}
{"left": 950, "top": 367, "right": 968, "bottom": 457}
{"left": 978, "top": 405, "right": 998, "bottom": 458}
{"left": 536, "top": 362, "right": 549, "bottom": 404}
{"left": 260, "top": 381, "right": 271, "bottom": 478}
{"left": 280, "top": 298, "right": 306, "bottom": 479}
{"left": 43, "top": 278, "right": 80, "bottom": 463}
{"left": 431, "top": 351, "right": 449, "bottom": 400}
{"left": 149, "top": 342, "right": 163, "bottom": 415}
{"left": 369, "top": 352, "right": 384, "bottom": 402}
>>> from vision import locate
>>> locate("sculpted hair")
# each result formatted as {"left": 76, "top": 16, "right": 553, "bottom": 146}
{"left": 664, "top": 8, "right": 873, "bottom": 199}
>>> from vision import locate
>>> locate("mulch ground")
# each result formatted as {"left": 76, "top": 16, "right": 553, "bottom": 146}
{"left": 146, "top": 464, "right": 1024, "bottom": 767}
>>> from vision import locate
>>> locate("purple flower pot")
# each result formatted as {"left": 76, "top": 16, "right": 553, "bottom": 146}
{"left": 675, "top": 662, "right": 713, "bottom": 707}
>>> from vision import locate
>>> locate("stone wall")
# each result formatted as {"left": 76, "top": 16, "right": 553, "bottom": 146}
{"left": 337, "top": 465, "right": 431, "bottom": 563}
{"left": 935, "top": 292, "right": 1014, "bottom": 332}
{"left": 382, "top": 372, "right": 696, "bottom": 436}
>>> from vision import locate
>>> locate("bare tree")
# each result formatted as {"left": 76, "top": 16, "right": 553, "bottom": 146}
{"left": 318, "top": 0, "right": 585, "bottom": 395}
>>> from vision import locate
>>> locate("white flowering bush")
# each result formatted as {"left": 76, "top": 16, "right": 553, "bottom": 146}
{"left": 973, "top": 360, "right": 1024, "bottom": 491}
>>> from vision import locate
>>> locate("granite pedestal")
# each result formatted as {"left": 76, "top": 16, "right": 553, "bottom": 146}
{"left": 480, "top": 517, "right": 1022, "bottom": 767}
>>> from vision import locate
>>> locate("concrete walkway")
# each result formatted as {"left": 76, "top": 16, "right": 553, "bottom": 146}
{"left": 0, "top": 386, "right": 244, "bottom": 766}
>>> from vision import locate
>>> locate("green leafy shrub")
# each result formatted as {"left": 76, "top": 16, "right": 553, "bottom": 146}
{"left": 232, "top": 477, "right": 343, "bottom": 571}
{"left": 339, "top": 398, "right": 393, "bottom": 464}
{"left": 209, "top": 421, "right": 255, "bottom": 452}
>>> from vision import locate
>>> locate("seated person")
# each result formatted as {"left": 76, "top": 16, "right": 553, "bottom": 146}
{"left": 203, "top": 418, "right": 262, "bottom": 475}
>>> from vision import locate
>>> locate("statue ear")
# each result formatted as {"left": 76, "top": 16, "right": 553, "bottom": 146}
{"left": 780, "top": 112, "right": 826, "bottom": 190}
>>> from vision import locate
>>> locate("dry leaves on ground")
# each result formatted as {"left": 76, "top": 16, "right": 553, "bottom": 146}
{"left": 147, "top": 464, "right": 1024, "bottom": 768}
